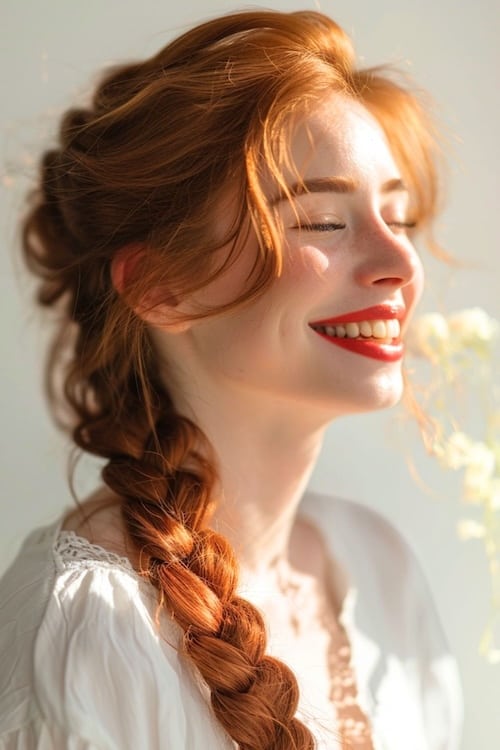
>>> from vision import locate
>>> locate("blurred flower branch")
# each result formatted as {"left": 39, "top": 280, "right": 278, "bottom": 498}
{"left": 407, "top": 307, "right": 500, "bottom": 663}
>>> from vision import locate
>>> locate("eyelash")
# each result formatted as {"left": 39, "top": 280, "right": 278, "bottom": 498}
{"left": 387, "top": 221, "right": 417, "bottom": 230}
{"left": 294, "top": 220, "right": 417, "bottom": 233}
{"left": 295, "top": 222, "right": 345, "bottom": 232}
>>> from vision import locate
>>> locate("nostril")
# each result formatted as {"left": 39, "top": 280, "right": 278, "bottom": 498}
{"left": 373, "top": 277, "right": 404, "bottom": 286}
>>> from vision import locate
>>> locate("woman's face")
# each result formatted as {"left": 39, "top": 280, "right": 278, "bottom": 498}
{"left": 165, "top": 93, "right": 424, "bottom": 421}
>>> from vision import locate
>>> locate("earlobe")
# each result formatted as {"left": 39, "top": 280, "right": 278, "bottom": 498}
{"left": 110, "top": 243, "right": 193, "bottom": 333}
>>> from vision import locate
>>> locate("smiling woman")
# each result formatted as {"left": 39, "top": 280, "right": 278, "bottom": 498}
{"left": 0, "top": 8, "right": 463, "bottom": 750}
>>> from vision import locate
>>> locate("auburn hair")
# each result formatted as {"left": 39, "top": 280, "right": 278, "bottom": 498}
{"left": 22, "top": 9, "right": 441, "bottom": 749}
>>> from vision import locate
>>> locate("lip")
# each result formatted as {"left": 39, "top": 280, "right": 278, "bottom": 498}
{"left": 313, "top": 333, "right": 404, "bottom": 362}
{"left": 310, "top": 302, "right": 405, "bottom": 327}
{"left": 309, "top": 302, "right": 406, "bottom": 362}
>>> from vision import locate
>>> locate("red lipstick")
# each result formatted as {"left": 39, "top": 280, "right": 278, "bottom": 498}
{"left": 311, "top": 303, "right": 405, "bottom": 326}
{"left": 319, "top": 337, "right": 404, "bottom": 362}
{"left": 309, "top": 303, "right": 405, "bottom": 362}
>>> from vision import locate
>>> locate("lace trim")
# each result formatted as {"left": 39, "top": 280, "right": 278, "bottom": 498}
{"left": 54, "top": 530, "right": 136, "bottom": 574}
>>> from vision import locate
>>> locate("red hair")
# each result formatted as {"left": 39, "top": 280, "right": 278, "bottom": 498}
{"left": 22, "top": 10, "right": 441, "bottom": 748}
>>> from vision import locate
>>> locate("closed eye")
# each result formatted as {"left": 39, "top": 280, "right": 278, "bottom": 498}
{"left": 387, "top": 220, "right": 417, "bottom": 232}
{"left": 294, "top": 222, "right": 346, "bottom": 232}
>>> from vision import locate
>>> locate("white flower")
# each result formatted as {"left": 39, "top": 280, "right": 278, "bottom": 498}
{"left": 440, "top": 435, "right": 496, "bottom": 501}
{"left": 463, "top": 473, "right": 489, "bottom": 503}
{"left": 448, "top": 308, "right": 498, "bottom": 352}
{"left": 463, "top": 441, "right": 496, "bottom": 501}
{"left": 408, "top": 312, "right": 449, "bottom": 359}
{"left": 486, "top": 650, "right": 500, "bottom": 665}
{"left": 489, "top": 478, "right": 500, "bottom": 510}
{"left": 439, "top": 431, "right": 473, "bottom": 470}
{"left": 457, "top": 519, "right": 486, "bottom": 540}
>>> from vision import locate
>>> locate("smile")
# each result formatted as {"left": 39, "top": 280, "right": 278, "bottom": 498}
{"left": 309, "top": 304, "right": 405, "bottom": 362}
{"left": 311, "top": 318, "right": 400, "bottom": 340}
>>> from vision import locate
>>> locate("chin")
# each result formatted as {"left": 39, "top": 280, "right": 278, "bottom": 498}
{"left": 323, "top": 368, "right": 405, "bottom": 417}
{"left": 359, "top": 370, "right": 405, "bottom": 412}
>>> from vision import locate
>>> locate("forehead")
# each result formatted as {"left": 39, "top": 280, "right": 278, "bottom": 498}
{"left": 281, "top": 93, "right": 400, "bottom": 187}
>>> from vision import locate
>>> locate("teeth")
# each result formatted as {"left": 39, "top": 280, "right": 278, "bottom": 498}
{"left": 387, "top": 319, "right": 399, "bottom": 338}
{"left": 345, "top": 322, "right": 360, "bottom": 338}
{"left": 314, "top": 319, "right": 400, "bottom": 340}
{"left": 372, "top": 320, "right": 387, "bottom": 339}
{"left": 359, "top": 321, "right": 372, "bottom": 337}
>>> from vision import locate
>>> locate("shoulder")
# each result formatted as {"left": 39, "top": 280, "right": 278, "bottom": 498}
{"left": 36, "top": 564, "right": 184, "bottom": 748}
{"left": 300, "top": 491, "right": 464, "bottom": 747}
{"left": 299, "top": 491, "right": 413, "bottom": 574}
{"left": 0, "top": 525, "right": 230, "bottom": 749}
{"left": 300, "top": 490, "right": 439, "bottom": 625}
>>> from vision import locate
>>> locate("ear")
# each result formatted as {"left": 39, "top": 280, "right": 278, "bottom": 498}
{"left": 110, "top": 243, "right": 193, "bottom": 333}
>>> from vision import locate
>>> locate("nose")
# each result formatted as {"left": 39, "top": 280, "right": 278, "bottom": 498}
{"left": 353, "top": 220, "right": 422, "bottom": 289}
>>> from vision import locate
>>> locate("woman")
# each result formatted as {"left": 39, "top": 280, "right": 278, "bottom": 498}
{"left": 0, "top": 9, "right": 463, "bottom": 750}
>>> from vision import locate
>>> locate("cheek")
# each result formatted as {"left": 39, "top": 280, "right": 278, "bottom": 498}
{"left": 187, "top": 228, "right": 263, "bottom": 311}
{"left": 285, "top": 244, "right": 330, "bottom": 281}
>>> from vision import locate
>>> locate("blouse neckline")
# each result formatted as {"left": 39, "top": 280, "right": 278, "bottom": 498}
{"left": 49, "top": 498, "right": 357, "bottom": 630}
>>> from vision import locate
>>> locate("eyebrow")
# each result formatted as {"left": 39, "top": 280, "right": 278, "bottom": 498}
{"left": 270, "top": 176, "right": 408, "bottom": 204}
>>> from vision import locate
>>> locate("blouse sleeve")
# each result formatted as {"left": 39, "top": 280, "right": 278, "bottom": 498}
{"left": 0, "top": 722, "right": 104, "bottom": 750}
{"left": 0, "top": 563, "right": 200, "bottom": 750}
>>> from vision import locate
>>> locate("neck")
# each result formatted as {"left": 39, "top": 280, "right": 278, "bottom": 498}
{"left": 208, "top": 417, "right": 325, "bottom": 576}
{"left": 165, "top": 369, "right": 328, "bottom": 579}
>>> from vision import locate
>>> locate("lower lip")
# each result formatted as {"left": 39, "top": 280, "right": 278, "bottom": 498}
{"left": 314, "top": 330, "right": 404, "bottom": 362}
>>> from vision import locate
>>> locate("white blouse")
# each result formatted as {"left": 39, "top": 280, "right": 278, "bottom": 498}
{"left": 0, "top": 492, "right": 463, "bottom": 749}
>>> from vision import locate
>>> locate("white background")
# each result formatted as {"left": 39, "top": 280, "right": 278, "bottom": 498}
{"left": 1, "top": 1, "right": 499, "bottom": 747}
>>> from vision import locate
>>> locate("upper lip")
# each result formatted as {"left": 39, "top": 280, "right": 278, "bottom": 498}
{"left": 310, "top": 303, "right": 406, "bottom": 326}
